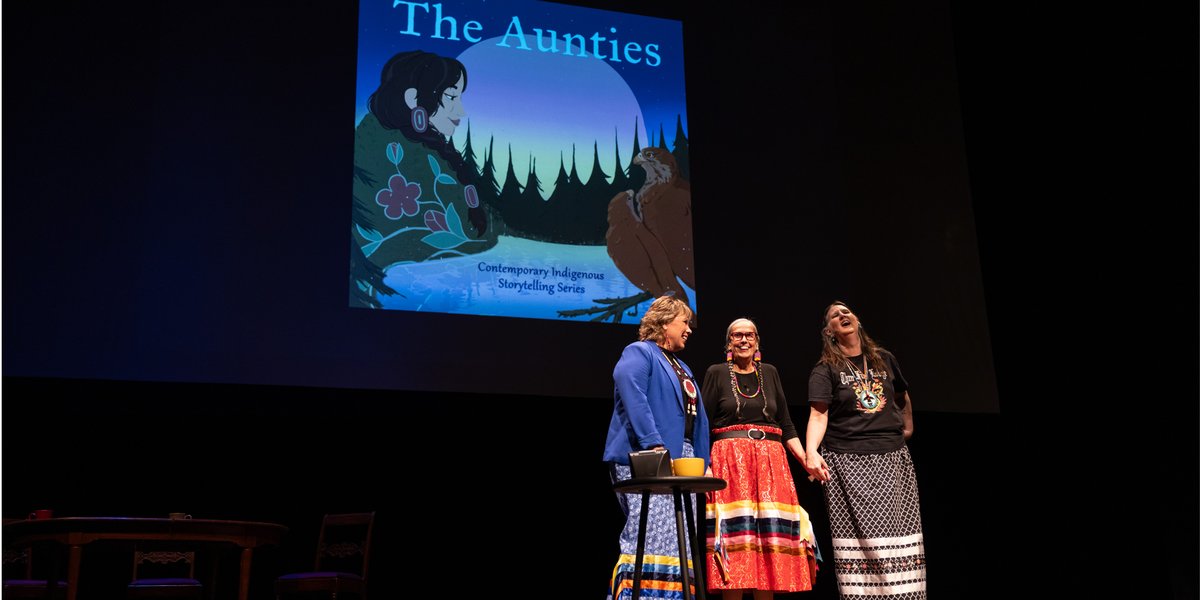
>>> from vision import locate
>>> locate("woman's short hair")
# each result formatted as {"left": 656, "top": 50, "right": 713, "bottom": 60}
{"left": 638, "top": 296, "right": 692, "bottom": 342}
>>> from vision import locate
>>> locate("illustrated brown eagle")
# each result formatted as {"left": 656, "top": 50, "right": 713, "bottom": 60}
{"left": 555, "top": 147, "right": 694, "bottom": 323}
{"left": 606, "top": 147, "right": 694, "bottom": 305}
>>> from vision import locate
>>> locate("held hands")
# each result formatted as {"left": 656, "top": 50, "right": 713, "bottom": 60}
{"left": 805, "top": 451, "right": 831, "bottom": 483}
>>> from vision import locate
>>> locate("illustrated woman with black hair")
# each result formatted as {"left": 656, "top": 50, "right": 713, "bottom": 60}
{"left": 352, "top": 50, "right": 497, "bottom": 278}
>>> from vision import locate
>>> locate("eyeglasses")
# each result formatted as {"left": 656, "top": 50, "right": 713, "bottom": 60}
{"left": 729, "top": 332, "right": 757, "bottom": 341}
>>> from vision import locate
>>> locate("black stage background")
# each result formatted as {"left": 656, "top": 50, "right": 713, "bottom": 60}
{"left": 4, "top": 1, "right": 1196, "bottom": 598}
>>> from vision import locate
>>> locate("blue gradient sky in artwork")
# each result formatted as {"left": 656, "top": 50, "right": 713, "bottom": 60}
{"left": 454, "top": 35, "right": 644, "bottom": 193}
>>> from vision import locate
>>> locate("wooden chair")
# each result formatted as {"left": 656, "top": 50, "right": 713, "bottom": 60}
{"left": 275, "top": 512, "right": 375, "bottom": 600}
{"left": 127, "top": 544, "right": 203, "bottom": 599}
{"left": 3, "top": 542, "right": 67, "bottom": 599}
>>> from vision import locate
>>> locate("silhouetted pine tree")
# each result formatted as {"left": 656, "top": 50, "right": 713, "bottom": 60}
{"left": 584, "top": 142, "right": 610, "bottom": 190}
{"left": 564, "top": 144, "right": 585, "bottom": 199}
{"left": 630, "top": 116, "right": 643, "bottom": 160}
{"left": 574, "top": 141, "right": 612, "bottom": 243}
{"left": 548, "top": 152, "right": 572, "bottom": 205}
{"left": 461, "top": 123, "right": 481, "bottom": 185}
{"left": 510, "top": 156, "right": 547, "bottom": 238}
{"left": 521, "top": 155, "right": 545, "bottom": 204}
{"left": 671, "top": 115, "right": 690, "bottom": 182}
{"left": 497, "top": 144, "right": 523, "bottom": 210}
{"left": 477, "top": 137, "right": 499, "bottom": 209}
{"left": 626, "top": 118, "right": 646, "bottom": 193}
{"left": 611, "top": 128, "right": 630, "bottom": 193}
{"left": 538, "top": 146, "right": 589, "bottom": 243}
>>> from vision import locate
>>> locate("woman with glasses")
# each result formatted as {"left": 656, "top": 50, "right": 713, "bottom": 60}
{"left": 699, "top": 318, "right": 820, "bottom": 600}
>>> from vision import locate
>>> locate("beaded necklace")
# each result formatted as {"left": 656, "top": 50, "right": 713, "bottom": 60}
{"left": 661, "top": 349, "right": 699, "bottom": 411}
{"left": 727, "top": 361, "right": 763, "bottom": 399}
{"left": 726, "top": 361, "right": 768, "bottom": 420}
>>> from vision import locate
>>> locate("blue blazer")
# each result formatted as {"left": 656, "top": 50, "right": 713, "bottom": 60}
{"left": 602, "top": 340, "right": 710, "bottom": 466}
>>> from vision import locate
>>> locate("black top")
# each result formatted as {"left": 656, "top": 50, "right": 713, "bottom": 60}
{"left": 700, "top": 361, "right": 800, "bottom": 441}
{"left": 806, "top": 349, "right": 909, "bottom": 454}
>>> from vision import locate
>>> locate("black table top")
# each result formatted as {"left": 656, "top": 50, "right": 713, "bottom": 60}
{"left": 612, "top": 476, "right": 726, "bottom": 494}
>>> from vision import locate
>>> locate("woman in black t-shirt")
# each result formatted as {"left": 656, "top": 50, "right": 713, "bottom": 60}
{"left": 805, "top": 301, "right": 926, "bottom": 599}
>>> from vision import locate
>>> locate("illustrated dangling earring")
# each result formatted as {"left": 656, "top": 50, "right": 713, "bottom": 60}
{"left": 754, "top": 351, "right": 762, "bottom": 362}
{"left": 725, "top": 350, "right": 733, "bottom": 362}
{"left": 411, "top": 106, "right": 428, "bottom": 133}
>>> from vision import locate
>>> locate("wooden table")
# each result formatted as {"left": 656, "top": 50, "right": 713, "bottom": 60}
{"left": 3, "top": 517, "right": 287, "bottom": 600}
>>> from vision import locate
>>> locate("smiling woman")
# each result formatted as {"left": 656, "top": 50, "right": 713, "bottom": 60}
{"left": 699, "top": 317, "right": 820, "bottom": 599}
{"left": 603, "top": 295, "right": 710, "bottom": 599}
{"left": 805, "top": 300, "right": 927, "bottom": 599}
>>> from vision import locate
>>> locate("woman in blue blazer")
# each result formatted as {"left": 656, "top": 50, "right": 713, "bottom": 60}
{"left": 604, "top": 295, "right": 710, "bottom": 600}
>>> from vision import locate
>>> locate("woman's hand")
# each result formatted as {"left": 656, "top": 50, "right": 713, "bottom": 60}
{"left": 805, "top": 451, "right": 830, "bottom": 483}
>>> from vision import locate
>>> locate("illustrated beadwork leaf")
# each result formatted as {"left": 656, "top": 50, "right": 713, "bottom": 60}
{"left": 445, "top": 204, "right": 466, "bottom": 238}
{"left": 420, "top": 231, "right": 465, "bottom": 250}
{"left": 361, "top": 240, "right": 383, "bottom": 257}
{"left": 355, "top": 224, "right": 383, "bottom": 242}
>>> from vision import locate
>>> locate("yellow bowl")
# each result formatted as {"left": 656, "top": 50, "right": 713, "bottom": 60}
{"left": 671, "top": 457, "right": 705, "bottom": 477}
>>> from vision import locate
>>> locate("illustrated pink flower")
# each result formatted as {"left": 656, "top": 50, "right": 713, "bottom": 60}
{"left": 423, "top": 210, "right": 448, "bottom": 232}
{"left": 375, "top": 174, "right": 421, "bottom": 219}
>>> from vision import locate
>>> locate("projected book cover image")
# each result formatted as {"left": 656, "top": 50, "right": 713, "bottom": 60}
{"left": 350, "top": 0, "right": 694, "bottom": 323}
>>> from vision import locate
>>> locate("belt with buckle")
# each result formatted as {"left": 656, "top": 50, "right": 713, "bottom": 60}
{"left": 710, "top": 428, "right": 782, "bottom": 442}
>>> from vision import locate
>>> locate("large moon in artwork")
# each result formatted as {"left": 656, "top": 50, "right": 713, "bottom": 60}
{"left": 453, "top": 35, "right": 648, "bottom": 195}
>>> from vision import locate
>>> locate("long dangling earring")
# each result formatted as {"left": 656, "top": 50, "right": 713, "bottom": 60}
{"left": 725, "top": 350, "right": 733, "bottom": 362}
{"left": 754, "top": 350, "right": 762, "bottom": 362}
{"left": 411, "top": 106, "right": 428, "bottom": 133}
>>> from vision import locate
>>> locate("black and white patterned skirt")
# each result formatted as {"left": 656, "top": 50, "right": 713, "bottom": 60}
{"left": 821, "top": 444, "right": 927, "bottom": 600}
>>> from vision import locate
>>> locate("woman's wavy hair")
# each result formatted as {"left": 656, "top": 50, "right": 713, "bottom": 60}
{"left": 818, "top": 300, "right": 888, "bottom": 373}
{"left": 638, "top": 296, "right": 693, "bottom": 343}
{"left": 367, "top": 50, "right": 473, "bottom": 185}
